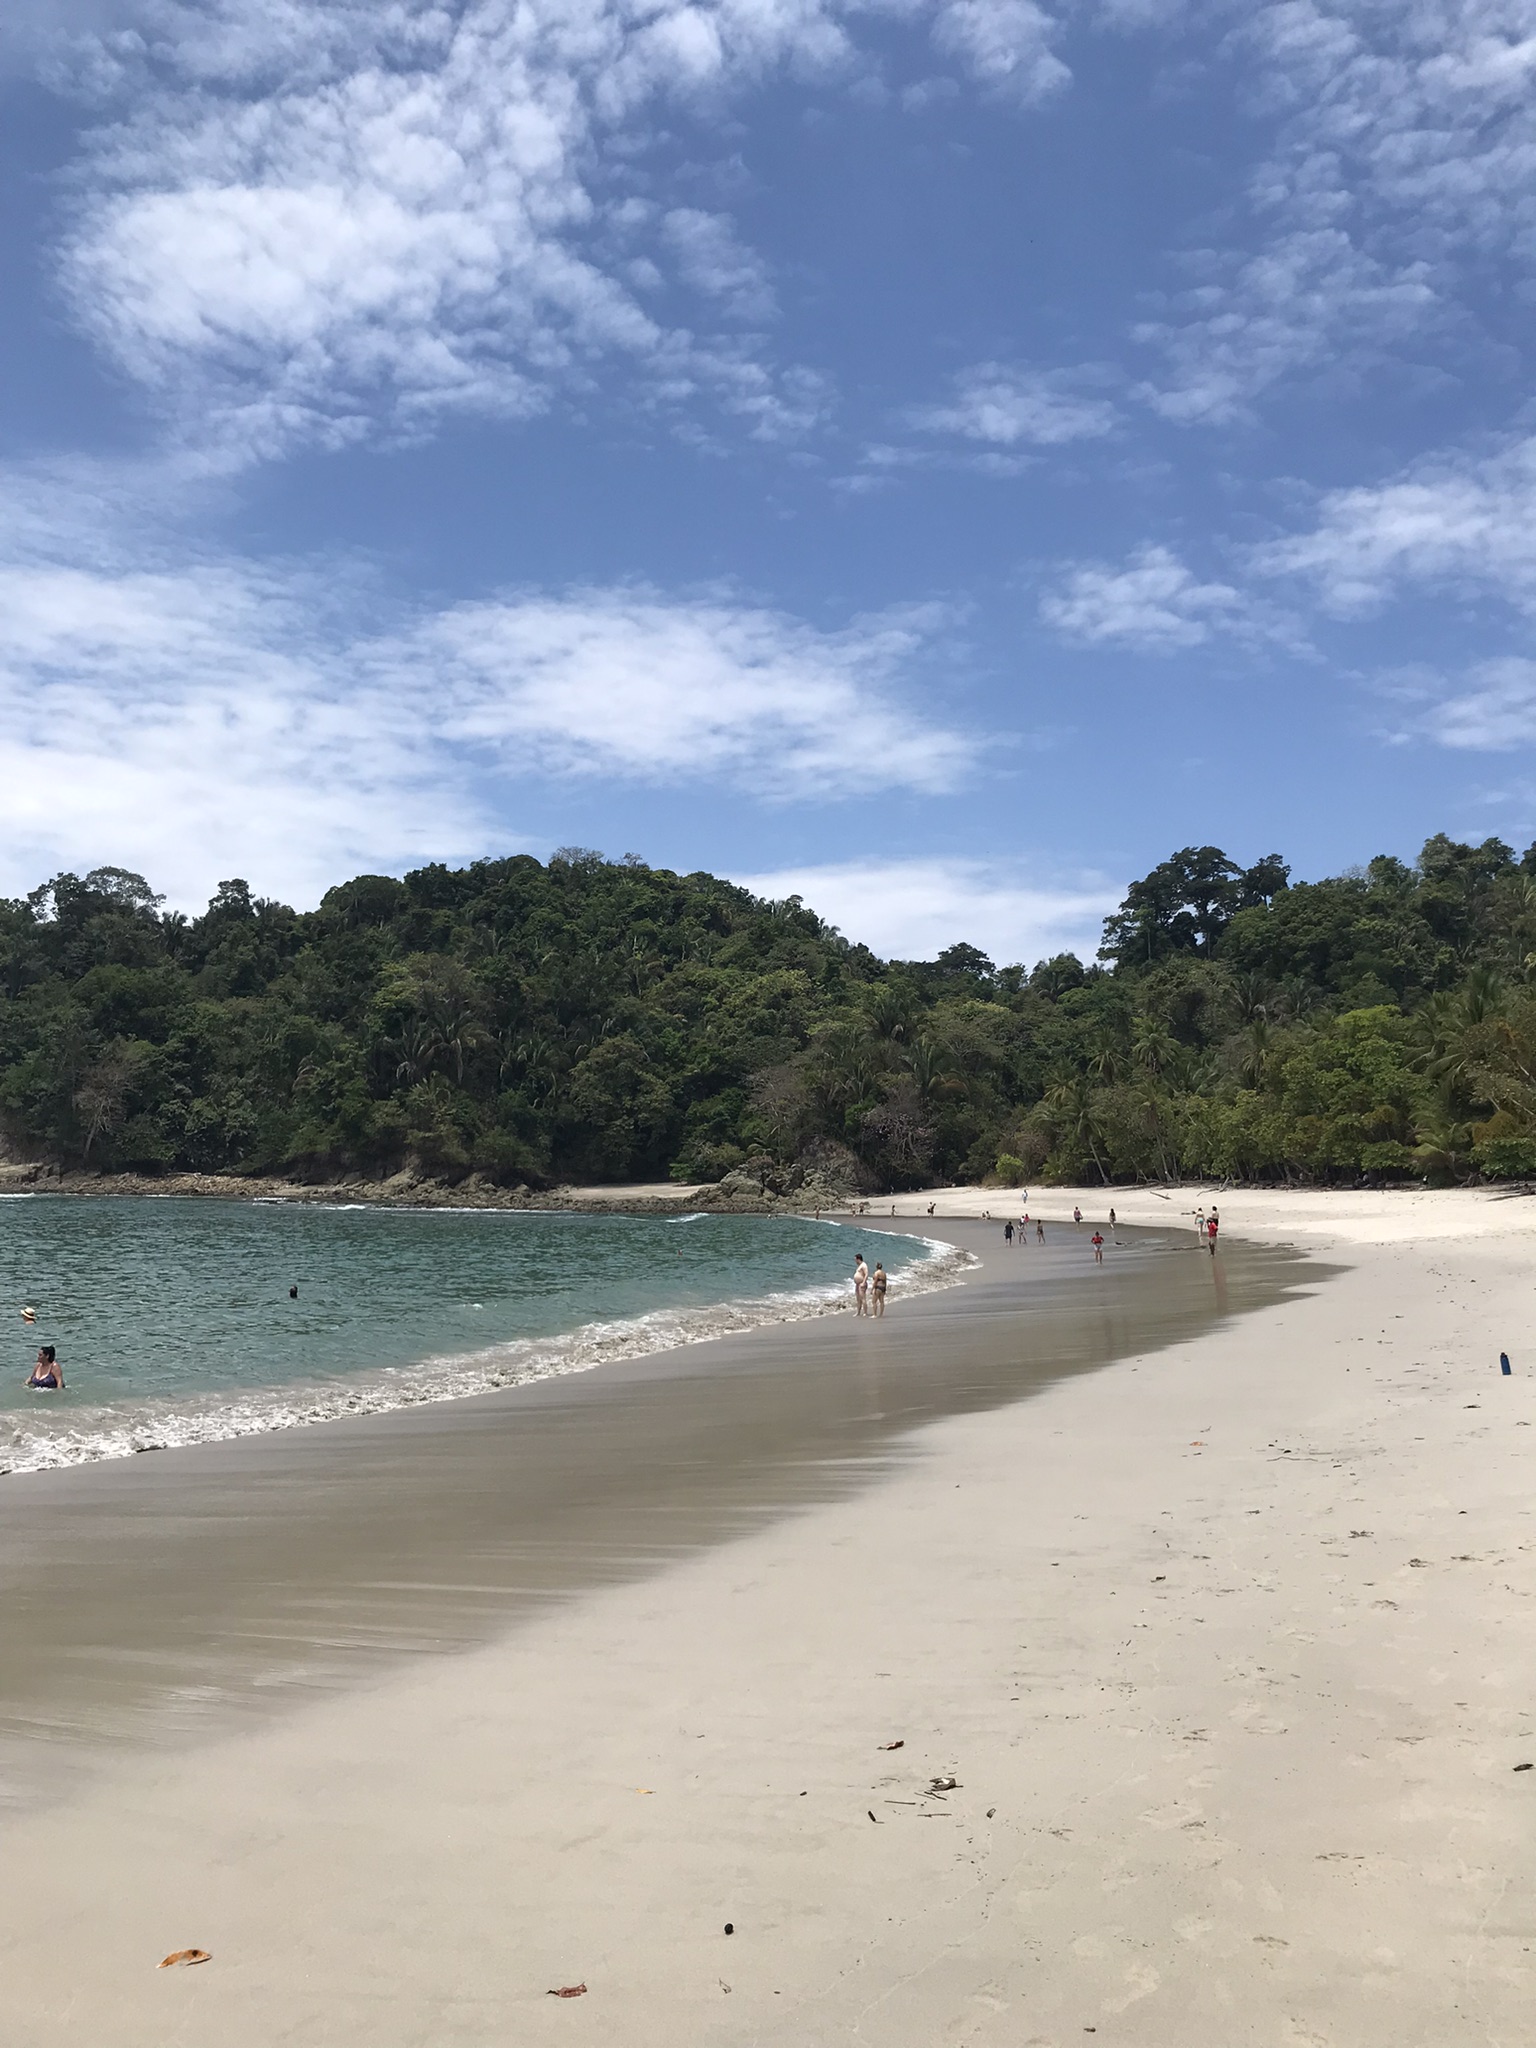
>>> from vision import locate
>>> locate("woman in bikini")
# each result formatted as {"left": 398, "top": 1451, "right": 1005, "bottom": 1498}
{"left": 26, "top": 1345, "right": 62, "bottom": 1390}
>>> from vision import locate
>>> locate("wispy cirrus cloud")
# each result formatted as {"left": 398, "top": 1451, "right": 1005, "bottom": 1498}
{"left": 0, "top": 466, "right": 975, "bottom": 906}
{"left": 1138, "top": 1, "right": 1536, "bottom": 422}
{"left": 907, "top": 361, "right": 1118, "bottom": 450}
{"left": 40, "top": 0, "right": 1076, "bottom": 466}
{"left": 1378, "top": 657, "right": 1536, "bottom": 753}
{"left": 1040, "top": 542, "right": 1297, "bottom": 651}
{"left": 1257, "top": 434, "right": 1536, "bottom": 616}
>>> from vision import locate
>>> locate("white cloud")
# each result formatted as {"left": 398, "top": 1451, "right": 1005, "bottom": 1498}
{"left": 0, "top": 470, "right": 975, "bottom": 907}
{"left": 1258, "top": 434, "right": 1536, "bottom": 615}
{"left": 731, "top": 857, "right": 1114, "bottom": 965}
{"left": 930, "top": 0, "right": 1070, "bottom": 101}
{"left": 1040, "top": 543, "right": 1254, "bottom": 650}
{"left": 1137, "top": 232, "right": 1438, "bottom": 426}
{"left": 1412, "top": 658, "right": 1536, "bottom": 752}
{"left": 374, "top": 590, "right": 974, "bottom": 795}
{"left": 41, "top": 0, "right": 1074, "bottom": 462}
{"left": 907, "top": 362, "right": 1117, "bottom": 447}
{"left": 661, "top": 208, "right": 777, "bottom": 322}
{"left": 1138, "top": 1, "right": 1536, "bottom": 420}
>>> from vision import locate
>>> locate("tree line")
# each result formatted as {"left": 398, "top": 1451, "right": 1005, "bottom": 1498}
{"left": 3, "top": 833, "right": 1536, "bottom": 1189}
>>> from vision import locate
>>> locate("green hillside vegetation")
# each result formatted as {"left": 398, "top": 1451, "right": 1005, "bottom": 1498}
{"left": 4, "top": 835, "right": 1536, "bottom": 1189}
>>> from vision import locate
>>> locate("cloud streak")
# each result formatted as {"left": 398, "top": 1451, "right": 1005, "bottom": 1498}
{"left": 1040, "top": 542, "right": 1299, "bottom": 652}
{"left": 0, "top": 470, "right": 975, "bottom": 907}
{"left": 1258, "top": 434, "right": 1536, "bottom": 616}
{"left": 45, "top": 0, "right": 1076, "bottom": 464}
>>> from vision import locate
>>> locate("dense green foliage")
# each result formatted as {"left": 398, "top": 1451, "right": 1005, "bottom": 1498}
{"left": 5, "top": 834, "right": 1536, "bottom": 1188}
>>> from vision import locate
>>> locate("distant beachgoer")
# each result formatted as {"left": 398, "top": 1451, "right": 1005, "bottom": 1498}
{"left": 1207, "top": 1215, "right": 1219, "bottom": 1254}
{"left": 1073, "top": 1206, "right": 1082, "bottom": 1226}
{"left": 27, "top": 1344, "right": 62, "bottom": 1390}
{"left": 1004, "top": 1221, "right": 1014, "bottom": 1245}
{"left": 890, "top": 1204, "right": 896, "bottom": 1217}
{"left": 1091, "top": 1231, "right": 1105, "bottom": 1263}
{"left": 1194, "top": 1207, "right": 1206, "bottom": 1240}
{"left": 871, "top": 1263, "right": 887, "bottom": 1316}
{"left": 21, "top": 1306, "right": 36, "bottom": 1325}
{"left": 289, "top": 1284, "right": 299, "bottom": 1300}
{"left": 1036, "top": 1219, "right": 1045, "bottom": 1243}
{"left": 926, "top": 1202, "right": 935, "bottom": 1216}
{"left": 1108, "top": 1207, "right": 1116, "bottom": 1231}
{"left": 853, "top": 1255, "right": 869, "bottom": 1316}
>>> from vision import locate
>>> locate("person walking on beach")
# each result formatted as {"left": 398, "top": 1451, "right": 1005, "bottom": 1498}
{"left": 1207, "top": 1211, "right": 1219, "bottom": 1255}
{"left": 26, "top": 1345, "right": 62, "bottom": 1390}
{"left": 853, "top": 1255, "right": 869, "bottom": 1316}
{"left": 871, "top": 1263, "right": 887, "bottom": 1316}
{"left": 1004, "top": 1220, "right": 1014, "bottom": 1246}
{"left": 1091, "top": 1231, "right": 1105, "bottom": 1263}
{"left": 1194, "top": 1206, "right": 1206, "bottom": 1241}
{"left": 1073, "top": 1205, "right": 1082, "bottom": 1226}
{"left": 1108, "top": 1207, "right": 1116, "bottom": 1231}
{"left": 1035, "top": 1219, "right": 1045, "bottom": 1243}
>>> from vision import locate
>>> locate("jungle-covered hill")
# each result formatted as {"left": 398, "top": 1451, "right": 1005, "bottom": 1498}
{"left": 4, "top": 835, "right": 1536, "bottom": 1189}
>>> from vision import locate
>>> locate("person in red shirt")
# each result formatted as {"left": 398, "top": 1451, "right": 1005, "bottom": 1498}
{"left": 1091, "top": 1231, "right": 1104, "bottom": 1263}
{"left": 1206, "top": 1213, "right": 1219, "bottom": 1254}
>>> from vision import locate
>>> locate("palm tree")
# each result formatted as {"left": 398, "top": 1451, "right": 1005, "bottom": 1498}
{"left": 386, "top": 1019, "right": 434, "bottom": 1088}
{"left": 1037, "top": 1072, "right": 1110, "bottom": 1184}
{"left": 1131, "top": 1016, "right": 1178, "bottom": 1078}
{"left": 905, "top": 1034, "right": 953, "bottom": 1104}
{"left": 1238, "top": 1017, "right": 1272, "bottom": 1089}
{"left": 424, "top": 999, "right": 485, "bottom": 1084}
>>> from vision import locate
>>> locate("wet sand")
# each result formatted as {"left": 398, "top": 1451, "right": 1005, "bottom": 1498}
{"left": 9, "top": 1195, "right": 1531, "bottom": 2047}
{"left": 0, "top": 1220, "right": 1303, "bottom": 1806}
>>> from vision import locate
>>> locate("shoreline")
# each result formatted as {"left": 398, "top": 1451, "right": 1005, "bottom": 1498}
{"left": 3, "top": 1191, "right": 1532, "bottom": 2042}
{"left": 6, "top": 1156, "right": 1536, "bottom": 1222}
{"left": 0, "top": 1209, "right": 973, "bottom": 1478}
{"left": 0, "top": 1221, "right": 1300, "bottom": 1816}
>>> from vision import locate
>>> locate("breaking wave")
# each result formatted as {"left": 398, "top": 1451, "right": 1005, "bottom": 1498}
{"left": 0, "top": 1229, "right": 975, "bottom": 1477}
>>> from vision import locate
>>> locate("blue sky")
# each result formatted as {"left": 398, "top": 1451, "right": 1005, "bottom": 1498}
{"left": 2, "top": 0, "right": 1535, "bottom": 965}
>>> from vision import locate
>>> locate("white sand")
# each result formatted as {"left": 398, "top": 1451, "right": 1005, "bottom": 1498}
{"left": 3, "top": 1190, "right": 1534, "bottom": 2044}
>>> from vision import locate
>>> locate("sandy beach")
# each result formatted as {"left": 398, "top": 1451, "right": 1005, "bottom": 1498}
{"left": 2, "top": 1187, "right": 1533, "bottom": 2043}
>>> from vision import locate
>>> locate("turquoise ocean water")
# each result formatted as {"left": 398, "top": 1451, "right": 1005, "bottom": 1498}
{"left": 0, "top": 1198, "right": 959, "bottom": 1474}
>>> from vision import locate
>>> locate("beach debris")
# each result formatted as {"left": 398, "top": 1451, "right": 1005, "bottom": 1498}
{"left": 878, "top": 1740, "right": 905, "bottom": 1751}
{"left": 1153, "top": 1574, "right": 1166, "bottom": 1582}
{"left": 1501, "top": 1352, "right": 1512, "bottom": 1376}
{"left": 868, "top": 1810, "right": 880, "bottom": 1823}
{"left": 1408, "top": 1558, "right": 1428, "bottom": 1568}
{"left": 986, "top": 1807, "right": 997, "bottom": 1819}
{"left": 928, "top": 1775, "right": 960, "bottom": 1793}
{"left": 724, "top": 1923, "right": 734, "bottom": 1935}
{"left": 547, "top": 1983, "right": 588, "bottom": 1999}
{"left": 1514, "top": 1762, "right": 1533, "bottom": 1772}
{"left": 721, "top": 1981, "right": 732, "bottom": 1994}
{"left": 157, "top": 1949, "right": 211, "bottom": 1969}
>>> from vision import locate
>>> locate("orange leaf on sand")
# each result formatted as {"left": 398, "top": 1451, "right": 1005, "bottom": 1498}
{"left": 548, "top": 1983, "right": 588, "bottom": 1998}
{"left": 157, "top": 1950, "right": 211, "bottom": 1969}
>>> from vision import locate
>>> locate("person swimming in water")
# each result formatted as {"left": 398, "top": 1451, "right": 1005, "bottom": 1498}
{"left": 26, "top": 1344, "right": 62, "bottom": 1390}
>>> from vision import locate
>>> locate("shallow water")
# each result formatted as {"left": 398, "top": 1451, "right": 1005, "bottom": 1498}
{"left": 0, "top": 1198, "right": 942, "bottom": 1472}
{"left": 0, "top": 1216, "right": 1325, "bottom": 1811}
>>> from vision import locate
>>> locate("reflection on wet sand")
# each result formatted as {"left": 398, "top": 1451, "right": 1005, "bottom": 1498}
{"left": 0, "top": 1219, "right": 1321, "bottom": 1810}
